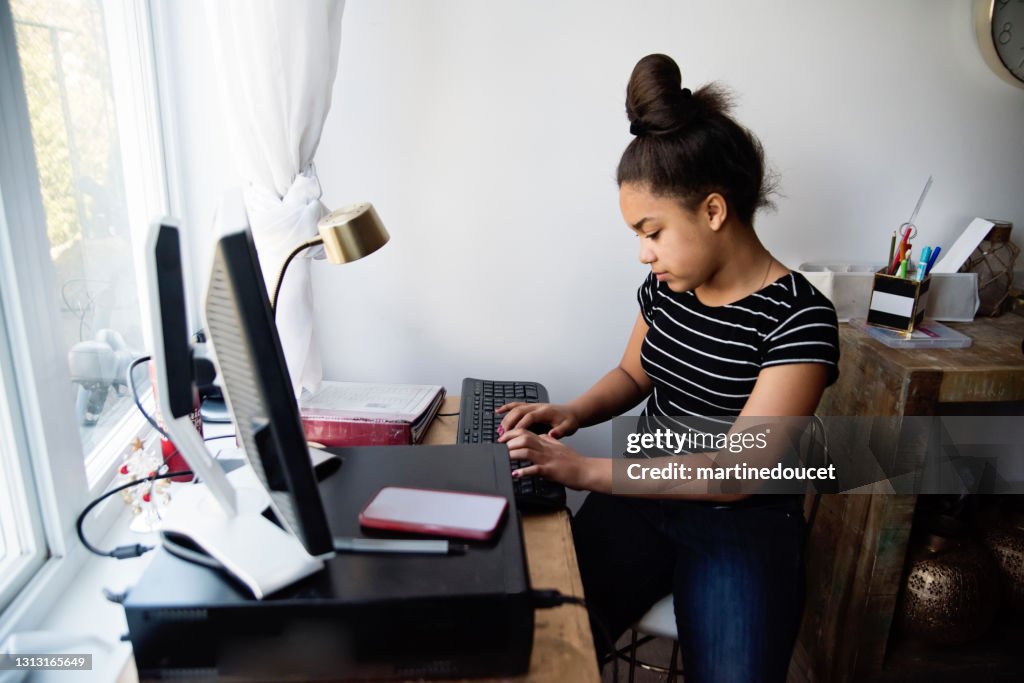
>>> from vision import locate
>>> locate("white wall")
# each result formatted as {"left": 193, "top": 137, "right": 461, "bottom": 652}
{"left": 158, "top": 0, "right": 1024, "bottom": 459}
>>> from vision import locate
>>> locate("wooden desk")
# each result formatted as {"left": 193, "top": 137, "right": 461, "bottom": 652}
{"left": 427, "top": 396, "right": 600, "bottom": 683}
{"left": 791, "top": 314, "right": 1024, "bottom": 683}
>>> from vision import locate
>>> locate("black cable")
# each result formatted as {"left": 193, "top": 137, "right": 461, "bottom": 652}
{"left": 435, "top": 411, "right": 460, "bottom": 417}
{"left": 76, "top": 469, "right": 192, "bottom": 559}
{"left": 530, "top": 589, "right": 586, "bottom": 609}
{"left": 127, "top": 355, "right": 169, "bottom": 439}
{"left": 531, "top": 589, "right": 618, "bottom": 683}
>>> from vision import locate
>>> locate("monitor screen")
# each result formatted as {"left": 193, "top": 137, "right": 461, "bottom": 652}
{"left": 203, "top": 225, "right": 334, "bottom": 557}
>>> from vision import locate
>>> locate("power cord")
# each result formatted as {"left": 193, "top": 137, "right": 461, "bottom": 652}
{"left": 530, "top": 589, "right": 619, "bottom": 683}
{"left": 127, "top": 355, "right": 168, "bottom": 440}
{"left": 75, "top": 469, "right": 192, "bottom": 559}
{"left": 530, "top": 588, "right": 586, "bottom": 609}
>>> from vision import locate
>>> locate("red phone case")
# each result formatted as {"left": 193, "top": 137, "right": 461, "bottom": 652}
{"left": 358, "top": 486, "right": 508, "bottom": 540}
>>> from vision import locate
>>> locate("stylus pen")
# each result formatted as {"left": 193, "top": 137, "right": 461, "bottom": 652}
{"left": 333, "top": 537, "right": 466, "bottom": 555}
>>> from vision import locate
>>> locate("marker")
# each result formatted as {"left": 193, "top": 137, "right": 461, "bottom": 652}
{"left": 925, "top": 245, "right": 941, "bottom": 276}
{"left": 333, "top": 537, "right": 466, "bottom": 555}
{"left": 917, "top": 246, "right": 931, "bottom": 281}
{"left": 898, "top": 258, "right": 908, "bottom": 279}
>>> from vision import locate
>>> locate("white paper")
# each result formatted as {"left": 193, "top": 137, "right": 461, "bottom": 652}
{"left": 299, "top": 381, "right": 443, "bottom": 421}
{"left": 930, "top": 218, "right": 994, "bottom": 274}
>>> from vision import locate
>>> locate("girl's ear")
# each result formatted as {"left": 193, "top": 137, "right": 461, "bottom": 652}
{"left": 702, "top": 193, "right": 728, "bottom": 232}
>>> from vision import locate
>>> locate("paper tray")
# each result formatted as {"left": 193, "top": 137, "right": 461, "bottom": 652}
{"left": 849, "top": 318, "right": 972, "bottom": 349}
{"left": 799, "top": 263, "right": 979, "bottom": 322}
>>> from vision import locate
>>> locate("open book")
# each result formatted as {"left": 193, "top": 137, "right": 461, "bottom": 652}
{"left": 299, "top": 381, "right": 446, "bottom": 447}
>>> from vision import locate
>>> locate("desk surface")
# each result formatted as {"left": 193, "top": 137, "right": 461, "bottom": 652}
{"left": 838, "top": 314, "right": 1024, "bottom": 404}
{"left": 425, "top": 396, "right": 599, "bottom": 683}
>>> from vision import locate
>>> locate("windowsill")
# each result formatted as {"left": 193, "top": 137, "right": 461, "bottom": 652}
{"left": 26, "top": 500, "right": 157, "bottom": 683}
{"left": 4, "top": 423, "right": 238, "bottom": 682}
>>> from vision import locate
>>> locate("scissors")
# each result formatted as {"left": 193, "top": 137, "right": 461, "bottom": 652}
{"left": 890, "top": 177, "right": 932, "bottom": 273}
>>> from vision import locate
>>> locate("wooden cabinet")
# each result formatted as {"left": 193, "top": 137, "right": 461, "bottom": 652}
{"left": 791, "top": 314, "right": 1024, "bottom": 683}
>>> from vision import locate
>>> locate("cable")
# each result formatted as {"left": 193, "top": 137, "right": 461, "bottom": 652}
{"left": 530, "top": 589, "right": 586, "bottom": 609}
{"left": 76, "top": 469, "right": 192, "bottom": 559}
{"left": 530, "top": 589, "right": 619, "bottom": 682}
{"left": 435, "top": 411, "right": 460, "bottom": 417}
{"left": 127, "top": 355, "right": 169, "bottom": 439}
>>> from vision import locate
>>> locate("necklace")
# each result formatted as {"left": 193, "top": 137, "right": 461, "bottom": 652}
{"left": 758, "top": 255, "right": 775, "bottom": 290}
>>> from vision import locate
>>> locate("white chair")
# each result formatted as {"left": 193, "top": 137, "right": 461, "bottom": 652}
{"left": 616, "top": 594, "right": 682, "bottom": 682}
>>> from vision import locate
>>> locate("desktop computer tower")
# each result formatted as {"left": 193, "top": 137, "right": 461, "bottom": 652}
{"left": 123, "top": 444, "right": 534, "bottom": 680}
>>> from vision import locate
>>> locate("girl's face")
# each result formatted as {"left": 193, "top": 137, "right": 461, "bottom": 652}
{"left": 619, "top": 183, "right": 721, "bottom": 294}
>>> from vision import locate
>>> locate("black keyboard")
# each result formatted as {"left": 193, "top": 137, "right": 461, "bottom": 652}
{"left": 457, "top": 378, "right": 567, "bottom": 512}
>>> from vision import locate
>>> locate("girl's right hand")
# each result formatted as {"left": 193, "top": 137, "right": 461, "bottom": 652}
{"left": 495, "top": 402, "right": 580, "bottom": 439}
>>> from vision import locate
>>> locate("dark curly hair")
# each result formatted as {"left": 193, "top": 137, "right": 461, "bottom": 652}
{"left": 617, "top": 54, "right": 776, "bottom": 227}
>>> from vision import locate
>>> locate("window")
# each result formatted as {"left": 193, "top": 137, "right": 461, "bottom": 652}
{"left": 0, "top": 297, "right": 45, "bottom": 613}
{"left": 10, "top": 0, "right": 165, "bottom": 479}
{"left": 0, "top": 0, "right": 166, "bottom": 620}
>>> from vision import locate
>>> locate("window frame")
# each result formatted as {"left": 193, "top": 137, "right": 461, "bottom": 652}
{"left": 0, "top": 199, "right": 47, "bottom": 616}
{"left": 0, "top": 0, "right": 169, "bottom": 637}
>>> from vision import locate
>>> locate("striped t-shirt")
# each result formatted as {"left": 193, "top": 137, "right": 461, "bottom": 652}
{"left": 637, "top": 271, "right": 839, "bottom": 426}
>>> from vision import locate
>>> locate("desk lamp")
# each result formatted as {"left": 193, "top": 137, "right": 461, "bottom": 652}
{"left": 270, "top": 202, "right": 389, "bottom": 316}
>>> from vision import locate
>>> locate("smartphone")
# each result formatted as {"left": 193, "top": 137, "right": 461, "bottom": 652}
{"left": 359, "top": 486, "right": 508, "bottom": 540}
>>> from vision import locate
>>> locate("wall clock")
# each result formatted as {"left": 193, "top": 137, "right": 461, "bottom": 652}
{"left": 975, "top": 0, "right": 1024, "bottom": 89}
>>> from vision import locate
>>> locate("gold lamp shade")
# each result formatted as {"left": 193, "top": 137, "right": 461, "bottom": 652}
{"left": 317, "top": 202, "right": 390, "bottom": 265}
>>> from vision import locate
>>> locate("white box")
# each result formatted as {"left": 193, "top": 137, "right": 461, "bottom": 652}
{"left": 798, "top": 262, "right": 979, "bottom": 322}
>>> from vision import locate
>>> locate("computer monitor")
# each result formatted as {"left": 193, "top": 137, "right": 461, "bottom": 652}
{"left": 202, "top": 196, "right": 333, "bottom": 558}
{"left": 144, "top": 212, "right": 325, "bottom": 599}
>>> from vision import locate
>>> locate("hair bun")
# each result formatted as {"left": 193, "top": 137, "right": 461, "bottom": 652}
{"left": 626, "top": 54, "right": 698, "bottom": 136}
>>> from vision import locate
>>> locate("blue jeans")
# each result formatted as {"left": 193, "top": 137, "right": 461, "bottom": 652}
{"left": 571, "top": 493, "right": 806, "bottom": 683}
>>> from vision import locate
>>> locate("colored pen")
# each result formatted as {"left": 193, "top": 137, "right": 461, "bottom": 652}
{"left": 332, "top": 537, "right": 467, "bottom": 555}
{"left": 917, "top": 246, "right": 931, "bottom": 281}
{"left": 889, "top": 248, "right": 903, "bottom": 275}
{"left": 897, "top": 258, "right": 908, "bottom": 279}
{"left": 925, "top": 245, "right": 941, "bottom": 276}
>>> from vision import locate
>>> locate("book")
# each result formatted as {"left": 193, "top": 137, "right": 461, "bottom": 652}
{"left": 299, "top": 381, "right": 446, "bottom": 447}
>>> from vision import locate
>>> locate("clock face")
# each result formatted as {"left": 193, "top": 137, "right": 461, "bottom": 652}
{"left": 992, "top": 0, "right": 1024, "bottom": 82}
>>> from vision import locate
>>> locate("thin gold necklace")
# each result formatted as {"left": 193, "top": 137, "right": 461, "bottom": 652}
{"left": 759, "top": 255, "right": 775, "bottom": 290}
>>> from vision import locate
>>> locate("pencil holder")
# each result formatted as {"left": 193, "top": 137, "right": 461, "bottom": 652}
{"left": 867, "top": 272, "right": 931, "bottom": 334}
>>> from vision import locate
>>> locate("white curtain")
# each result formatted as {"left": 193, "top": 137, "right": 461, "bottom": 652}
{"left": 206, "top": 0, "right": 345, "bottom": 395}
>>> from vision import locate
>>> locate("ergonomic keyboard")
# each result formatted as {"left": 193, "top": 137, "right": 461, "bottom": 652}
{"left": 457, "top": 378, "right": 567, "bottom": 512}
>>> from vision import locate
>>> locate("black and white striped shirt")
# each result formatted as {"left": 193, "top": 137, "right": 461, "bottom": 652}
{"left": 637, "top": 271, "right": 839, "bottom": 424}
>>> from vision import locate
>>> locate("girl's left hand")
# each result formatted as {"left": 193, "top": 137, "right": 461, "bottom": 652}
{"left": 497, "top": 428, "right": 591, "bottom": 490}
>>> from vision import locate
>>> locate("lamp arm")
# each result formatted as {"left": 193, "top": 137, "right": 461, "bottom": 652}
{"left": 270, "top": 236, "right": 324, "bottom": 318}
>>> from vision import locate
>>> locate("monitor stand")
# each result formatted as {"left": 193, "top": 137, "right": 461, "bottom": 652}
{"left": 158, "top": 419, "right": 324, "bottom": 599}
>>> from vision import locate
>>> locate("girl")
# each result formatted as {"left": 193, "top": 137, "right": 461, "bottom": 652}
{"left": 497, "top": 54, "right": 839, "bottom": 683}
